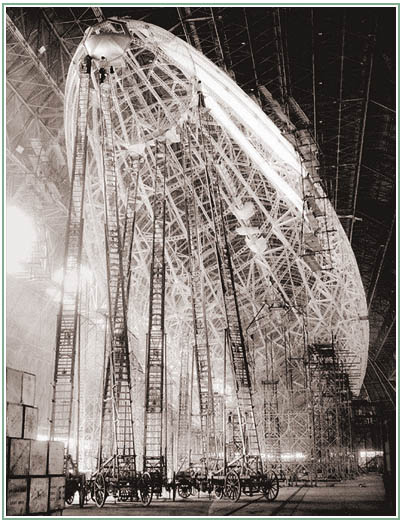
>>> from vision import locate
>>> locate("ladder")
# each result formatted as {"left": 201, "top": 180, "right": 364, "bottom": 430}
{"left": 198, "top": 105, "right": 261, "bottom": 470}
{"left": 98, "top": 77, "right": 135, "bottom": 466}
{"left": 182, "top": 140, "right": 215, "bottom": 467}
{"left": 143, "top": 144, "right": 166, "bottom": 476}
{"left": 51, "top": 56, "right": 91, "bottom": 451}
{"left": 176, "top": 346, "right": 190, "bottom": 471}
{"left": 263, "top": 380, "right": 281, "bottom": 463}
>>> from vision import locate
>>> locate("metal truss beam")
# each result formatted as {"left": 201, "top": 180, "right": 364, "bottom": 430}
{"left": 6, "top": 14, "right": 64, "bottom": 101}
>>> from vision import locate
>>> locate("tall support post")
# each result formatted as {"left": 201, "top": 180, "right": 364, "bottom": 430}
{"left": 143, "top": 141, "right": 167, "bottom": 481}
{"left": 98, "top": 72, "right": 136, "bottom": 475}
{"left": 223, "top": 329, "right": 227, "bottom": 475}
{"left": 198, "top": 99, "right": 261, "bottom": 474}
{"left": 182, "top": 133, "right": 216, "bottom": 471}
{"left": 50, "top": 56, "right": 91, "bottom": 456}
{"left": 176, "top": 345, "right": 190, "bottom": 471}
{"left": 262, "top": 334, "right": 281, "bottom": 468}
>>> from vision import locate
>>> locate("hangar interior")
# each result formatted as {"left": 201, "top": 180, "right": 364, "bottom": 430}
{"left": 5, "top": 6, "right": 396, "bottom": 517}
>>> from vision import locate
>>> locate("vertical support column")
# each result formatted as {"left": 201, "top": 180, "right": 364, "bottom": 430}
{"left": 98, "top": 73, "right": 136, "bottom": 472}
{"left": 143, "top": 142, "right": 167, "bottom": 478}
{"left": 182, "top": 133, "right": 216, "bottom": 470}
{"left": 51, "top": 56, "right": 91, "bottom": 456}
{"left": 197, "top": 102, "right": 261, "bottom": 471}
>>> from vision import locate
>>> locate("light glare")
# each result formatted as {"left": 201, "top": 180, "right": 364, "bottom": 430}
{"left": 6, "top": 206, "right": 36, "bottom": 274}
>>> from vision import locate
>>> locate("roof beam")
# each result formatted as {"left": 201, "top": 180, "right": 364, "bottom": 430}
{"left": 372, "top": 309, "right": 395, "bottom": 362}
{"left": 367, "top": 213, "right": 395, "bottom": 312}
{"left": 335, "top": 11, "right": 346, "bottom": 212}
{"left": 6, "top": 80, "right": 57, "bottom": 141}
{"left": 6, "top": 14, "right": 64, "bottom": 101}
{"left": 349, "top": 27, "right": 377, "bottom": 243}
{"left": 367, "top": 358, "right": 395, "bottom": 408}
{"left": 40, "top": 8, "right": 73, "bottom": 59}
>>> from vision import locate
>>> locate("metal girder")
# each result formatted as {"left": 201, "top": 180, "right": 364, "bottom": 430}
{"left": 367, "top": 213, "right": 395, "bottom": 312}
{"left": 6, "top": 14, "right": 64, "bottom": 101}
{"left": 348, "top": 27, "right": 376, "bottom": 243}
{"left": 372, "top": 311, "right": 395, "bottom": 362}
{"left": 6, "top": 80, "right": 57, "bottom": 141}
{"left": 92, "top": 7, "right": 104, "bottom": 22}
{"left": 40, "top": 8, "right": 74, "bottom": 59}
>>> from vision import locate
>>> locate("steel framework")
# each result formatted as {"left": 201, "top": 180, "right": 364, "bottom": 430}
{"left": 61, "top": 17, "right": 369, "bottom": 494}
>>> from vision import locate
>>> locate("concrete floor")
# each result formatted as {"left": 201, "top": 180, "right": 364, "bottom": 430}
{"left": 63, "top": 473, "right": 394, "bottom": 517}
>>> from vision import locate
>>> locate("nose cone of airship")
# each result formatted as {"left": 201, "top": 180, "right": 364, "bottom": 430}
{"left": 85, "top": 34, "right": 132, "bottom": 61}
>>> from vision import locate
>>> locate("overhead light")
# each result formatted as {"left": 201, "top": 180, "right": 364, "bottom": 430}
{"left": 38, "top": 45, "right": 46, "bottom": 55}
{"left": 16, "top": 145, "right": 24, "bottom": 154}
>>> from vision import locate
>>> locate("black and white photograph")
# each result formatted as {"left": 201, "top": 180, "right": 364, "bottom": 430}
{"left": 4, "top": 4, "right": 397, "bottom": 518}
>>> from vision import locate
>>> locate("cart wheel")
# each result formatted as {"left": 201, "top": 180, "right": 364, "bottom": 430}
{"left": 65, "top": 494, "right": 74, "bottom": 505}
{"left": 178, "top": 482, "right": 191, "bottom": 499}
{"left": 261, "top": 470, "right": 279, "bottom": 501}
{"left": 225, "top": 470, "right": 241, "bottom": 502}
{"left": 94, "top": 472, "right": 107, "bottom": 508}
{"left": 140, "top": 472, "right": 153, "bottom": 507}
{"left": 215, "top": 485, "right": 224, "bottom": 499}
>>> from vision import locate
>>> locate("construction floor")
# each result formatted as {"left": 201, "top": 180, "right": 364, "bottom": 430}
{"left": 63, "top": 473, "right": 394, "bottom": 517}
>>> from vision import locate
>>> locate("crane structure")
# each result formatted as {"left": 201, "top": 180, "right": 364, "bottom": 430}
{"left": 61, "top": 18, "right": 369, "bottom": 501}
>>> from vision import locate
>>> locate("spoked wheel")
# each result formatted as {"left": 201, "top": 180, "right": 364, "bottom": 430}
{"left": 177, "top": 481, "right": 191, "bottom": 499}
{"left": 140, "top": 472, "right": 153, "bottom": 507}
{"left": 65, "top": 494, "right": 74, "bottom": 505}
{"left": 214, "top": 485, "right": 224, "bottom": 499}
{"left": 225, "top": 470, "right": 241, "bottom": 502}
{"left": 94, "top": 472, "right": 107, "bottom": 508}
{"left": 261, "top": 470, "right": 279, "bottom": 501}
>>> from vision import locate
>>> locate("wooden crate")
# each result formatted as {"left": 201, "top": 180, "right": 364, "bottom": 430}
{"left": 7, "top": 478, "right": 28, "bottom": 515}
{"left": 49, "top": 476, "right": 65, "bottom": 511}
{"left": 28, "top": 477, "right": 49, "bottom": 514}
{"left": 7, "top": 402, "right": 23, "bottom": 438}
{"left": 22, "top": 371, "right": 36, "bottom": 406}
{"left": 29, "top": 440, "right": 48, "bottom": 476}
{"left": 48, "top": 441, "right": 65, "bottom": 475}
{"left": 6, "top": 368, "right": 22, "bottom": 404}
{"left": 8, "top": 438, "right": 31, "bottom": 476}
{"left": 23, "top": 406, "right": 38, "bottom": 439}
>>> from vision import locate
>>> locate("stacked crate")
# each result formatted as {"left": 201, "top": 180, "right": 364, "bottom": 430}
{"left": 6, "top": 367, "right": 66, "bottom": 516}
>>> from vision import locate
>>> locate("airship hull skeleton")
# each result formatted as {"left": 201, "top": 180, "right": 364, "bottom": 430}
{"left": 58, "top": 18, "right": 368, "bottom": 501}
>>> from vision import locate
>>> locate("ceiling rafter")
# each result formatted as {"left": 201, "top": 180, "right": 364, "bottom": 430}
{"left": 6, "top": 14, "right": 64, "bottom": 101}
